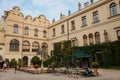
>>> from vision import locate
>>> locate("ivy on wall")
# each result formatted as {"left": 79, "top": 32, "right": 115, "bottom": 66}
{"left": 44, "top": 40, "right": 120, "bottom": 68}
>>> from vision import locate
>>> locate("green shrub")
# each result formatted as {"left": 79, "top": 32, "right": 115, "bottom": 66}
{"left": 18, "top": 59, "right": 22, "bottom": 67}
{"left": 43, "top": 56, "right": 55, "bottom": 67}
{"left": 10, "top": 58, "right": 17, "bottom": 68}
{"left": 5, "top": 58, "right": 9, "bottom": 63}
{"left": 31, "top": 56, "right": 41, "bottom": 66}
{"left": 91, "top": 62, "right": 99, "bottom": 68}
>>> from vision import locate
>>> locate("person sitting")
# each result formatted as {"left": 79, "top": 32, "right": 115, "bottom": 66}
{"left": 86, "top": 68, "right": 94, "bottom": 76}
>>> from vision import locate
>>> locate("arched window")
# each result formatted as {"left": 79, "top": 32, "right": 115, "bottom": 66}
{"left": 95, "top": 32, "right": 100, "bottom": 44}
{"left": 32, "top": 42, "right": 39, "bottom": 52}
{"left": 13, "top": 24, "right": 18, "bottom": 34}
{"left": 24, "top": 27, "right": 29, "bottom": 35}
{"left": 22, "top": 41, "right": 30, "bottom": 52}
{"left": 89, "top": 33, "right": 94, "bottom": 45}
{"left": 43, "top": 30, "right": 47, "bottom": 38}
{"left": 110, "top": 3, "right": 117, "bottom": 16}
{"left": 83, "top": 35, "right": 88, "bottom": 46}
{"left": 34, "top": 28, "right": 38, "bottom": 37}
{"left": 10, "top": 39, "right": 19, "bottom": 51}
{"left": 71, "top": 37, "right": 77, "bottom": 47}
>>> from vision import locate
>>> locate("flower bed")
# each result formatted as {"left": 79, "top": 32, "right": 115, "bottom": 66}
{"left": 18, "top": 67, "right": 47, "bottom": 74}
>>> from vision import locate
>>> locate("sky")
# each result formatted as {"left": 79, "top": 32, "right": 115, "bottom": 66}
{"left": 0, "top": 0, "right": 98, "bottom": 22}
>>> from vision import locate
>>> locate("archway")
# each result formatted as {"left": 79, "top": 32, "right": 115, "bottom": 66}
{"left": 23, "top": 56, "right": 28, "bottom": 67}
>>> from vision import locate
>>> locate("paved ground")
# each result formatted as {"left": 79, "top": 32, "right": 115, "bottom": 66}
{"left": 0, "top": 68, "right": 120, "bottom": 80}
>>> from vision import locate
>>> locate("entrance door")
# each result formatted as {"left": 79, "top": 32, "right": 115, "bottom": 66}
{"left": 23, "top": 56, "right": 28, "bottom": 67}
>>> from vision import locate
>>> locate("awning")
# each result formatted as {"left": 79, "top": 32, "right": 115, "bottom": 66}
{"left": 70, "top": 47, "right": 89, "bottom": 57}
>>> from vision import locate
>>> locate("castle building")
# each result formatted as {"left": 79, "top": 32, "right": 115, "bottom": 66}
{"left": 0, "top": 0, "right": 120, "bottom": 66}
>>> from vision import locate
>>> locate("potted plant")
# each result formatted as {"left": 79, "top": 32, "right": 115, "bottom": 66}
{"left": 33, "top": 64, "right": 40, "bottom": 74}
{"left": 91, "top": 62, "right": 99, "bottom": 75}
{"left": 33, "top": 64, "right": 40, "bottom": 69}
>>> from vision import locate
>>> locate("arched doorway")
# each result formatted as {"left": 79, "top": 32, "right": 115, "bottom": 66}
{"left": 23, "top": 56, "right": 28, "bottom": 67}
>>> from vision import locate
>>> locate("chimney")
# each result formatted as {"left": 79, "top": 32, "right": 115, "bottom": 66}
{"left": 78, "top": 2, "right": 81, "bottom": 10}
{"left": 84, "top": 2, "right": 89, "bottom": 8}
{"left": 52, "top": 18, "right": 55, "bottom": 23}
{"left": 60, "top": 12, "right": 65, "bottom": 19}
{"left": 68, "top": 10, "right": 71, "bottom": 15}
{"left": 90, "top": 0, "right": 94, "bottom": 4}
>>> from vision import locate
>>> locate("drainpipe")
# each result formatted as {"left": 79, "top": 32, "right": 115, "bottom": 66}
{"left": 67, "top": 19, "right": 69, "bottom": 40}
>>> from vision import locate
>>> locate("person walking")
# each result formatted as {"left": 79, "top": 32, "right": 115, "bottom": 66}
{"left": 3, "top": 62, "right": 7, "bottom": 72}
{"left": 14, "top": 65, "right": 17, "bottom": 73}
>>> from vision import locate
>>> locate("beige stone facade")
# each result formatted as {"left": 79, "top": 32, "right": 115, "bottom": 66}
{"left": 48, "top": 0, "right": 120, "bottom": 53}
{"left": 1, "top": 6, "right": 50, "bottom": 65}
{"left": 0, "top": 0, "right": 120, "bottom": 66}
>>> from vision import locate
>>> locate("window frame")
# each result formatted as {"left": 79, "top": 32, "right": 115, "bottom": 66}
{"left": 34, "top": 28, "right": 38, "bottom": 37}
{"left": 32, "top": 42, "right": 39, "bottom": 52}
{"left": 13, "top": 24, "right": 18, "bottom": 34}
{"left": 82, "top": 16, "right": 87, "bottom": 27}
{"left": 52, "top": 28, "right": 56, "bottom": 37}
{"left": 43, "top": 30, "right": 47, "bottom": 38}
{"left": 117, "top": 30, "right": 120, "bottom": 40}
{"left": 95, "top": 32, "right": 100, "bottom": 44}
{"left": 61, "top": 25, "right": 65, "bottom": 34}
{"left": 22, "top": 41, "right": 30, "bottom": 52}
{"left": 89, "top": 33, "right": 94, "bottom": 45}
{"left": 93, "top": 11, "right": 99, "bottom": 22}
{"left": 110, "top": 3, "right": 117, "bottom": 16}
{"left": 9, "top": 39, "right": 19, "bottom": 51}
{"left": 71, "top": 20, "right": 75, "bottom": 30}
{"left": 83, "top": 35, "right": 88, "bottom": 46}
{"left": 24, "top": 27, "right": 29, "bottom": 35}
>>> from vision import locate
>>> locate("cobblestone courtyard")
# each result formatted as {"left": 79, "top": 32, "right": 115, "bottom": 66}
{"left": 0, "top": 69, "right": 120, "bottom": 80}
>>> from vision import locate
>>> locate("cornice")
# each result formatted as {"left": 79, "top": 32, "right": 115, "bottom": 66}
{"left": 0, "top": 43, "right": 5, "bottom": 45}
{"left": 5, "top": 53, "right": 36, "bottom": 56}
{"left": 49, "top": 33, "right": 68, "bottom": 41}
{"left": 69, "top": 15, "right": 120, "bottom": 35}
{"left": 49, "top": 0, "right": 113, "bottom": 28}
{"left": 7, "top": 19, "right": 47, "bottom": 29}
{"left": 49, "top": 15, "right": 120, "bottom": 40}
{"left": 114, "top": 26, "right": 120, "bottom": 29}
{"left": 5, "top": 34, "right": 48, "bottom": 41}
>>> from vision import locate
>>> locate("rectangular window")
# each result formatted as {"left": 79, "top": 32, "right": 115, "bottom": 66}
{"left": 13, "top": 27, "right": 18, "bottom": 34}
{"left": 117, "top": 30, "right": 120, "bottom": 40}
{"left": 61, "top": 25, "right": 65, "bottom": 34}
{"left": 34, "top": 30, "right": 38, "bottom": 37}
{"left": 53, "top": 28, "right": 55, "bottom": 37}
{"left": 71, "top": 20, "right": 75, "bottom": 30}
{"left": 93, "top": 11, "right": 99, "bottom": 22}
{"left": 82, "top": 16, "right": 87, "bottom": 26}
{"left": 24, "top": 29, "right": 28, "bottom": 35}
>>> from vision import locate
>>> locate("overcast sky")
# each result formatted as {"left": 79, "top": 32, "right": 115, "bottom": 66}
{"left": 0, "top": 0, "right": 99, "bottom": 22}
